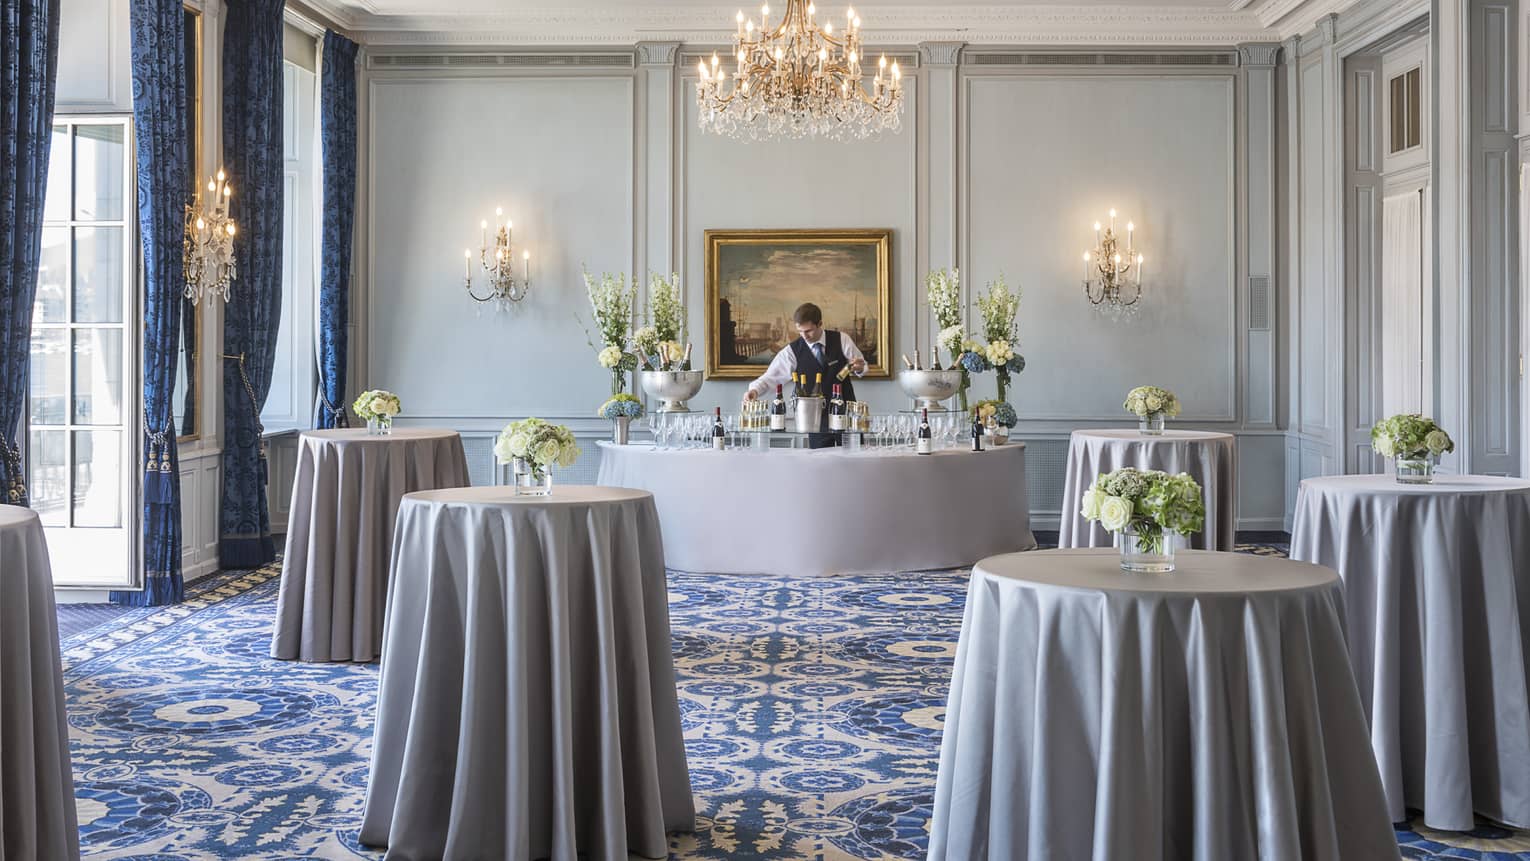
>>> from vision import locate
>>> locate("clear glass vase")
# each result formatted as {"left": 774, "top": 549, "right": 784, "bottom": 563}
{"left": 1138, "top": 413, "right": 1165, "bottom": 435}
{"left": 1394, "top": 453, "right": 1434, "bottom": 485}
{"left": 513, "top": 458, "right": 553, "bottom": 496}
{"left": 367, "top": 415, "right": 393, "bottom": 436}
{"left": 1119, "top": 524, "right": 1177, "bottom": 573}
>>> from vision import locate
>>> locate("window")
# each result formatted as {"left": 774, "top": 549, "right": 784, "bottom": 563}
{"left": 261, "top": 49, "right": 318, "bottom": 431}
{"left": 31, "top": 118, "right": 137, "bottom": 586}
{"left": 1388, "top": 66, "right": 1422, "bottom": 154}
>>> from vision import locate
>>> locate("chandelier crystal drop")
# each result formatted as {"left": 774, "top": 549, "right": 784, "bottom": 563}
{"left": 696, "top": 0, "right": 904, "bottom": 141}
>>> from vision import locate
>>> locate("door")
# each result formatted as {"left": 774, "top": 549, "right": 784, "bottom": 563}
{"left": 29, "top": 118, "right": 138, "bottom": 588}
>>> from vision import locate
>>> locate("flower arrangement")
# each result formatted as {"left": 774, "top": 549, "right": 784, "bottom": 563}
{"left": 974, "top": 275, "right": 1026, "bottom": 402}
{"left": 598, "top": 393, "right": 645, "bottom": 421}
{"left": 352, "top": 389, "right": 401, "bottom": 421}
{"left": 1371, "top": 414, "right": 1454, "bottom": 460}
{"left": 495, "top": 418, "right": 581, "bottom": 479}
{"left": 974, "top": 399, "right": 1018, "bottom": 429}
{"left": 1081, "top": 467, "right": 1205, "bottom": 556}
{"left": 647, "top": 272, "right": 685, "bottom": 343}
{"left": 1123, "top": 385, "right": 1181, "bottom": 419}
{"left": 926, "top": 268, "right": 962, "bottom": 332}
{"left": 582, "top": 268, "right": 638, "bottom": 394}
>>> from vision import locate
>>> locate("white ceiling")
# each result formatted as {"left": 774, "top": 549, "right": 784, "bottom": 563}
{"left": 302, "top": 0, "right": 1356, "bottom": 46}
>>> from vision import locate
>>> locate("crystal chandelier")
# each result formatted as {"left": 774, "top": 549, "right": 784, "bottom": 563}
{"left": 182, "top": 169, "right": 237, "bottom": 304}
{"left": 1082, "top": 208, "right": 1145, "bottom": 315}
{"left": 696, "top": 0, "right": 904, "bottom": 141}
{"left": 463, "top": 206, "right": 532, "bottom": 312}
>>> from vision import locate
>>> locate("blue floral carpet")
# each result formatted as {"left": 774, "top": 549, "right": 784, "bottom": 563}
{"left": 60, "top": 551, "right": 1530, "bottom": 859}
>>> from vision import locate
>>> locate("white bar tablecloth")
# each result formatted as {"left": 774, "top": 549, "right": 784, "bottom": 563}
{"left": 930, "top": 548, "right": 1398, "bottom": 861}
{"left": 595, "top": 442, "right": 1036, "bottom": 576}
{"left": 1290, "top": 473, "right": 1530, "bottom": 830}
{"left": 272, "top": 428, "right": 469, "bottom": 662}
{"left": 0, "top": 505, "right": 79, "bottom": 861}
{"left": 1059, "top": 429, "right": 1238, "bottom": 551}
{"left": 361, "top": 486, "right": 693, "bottom": 860}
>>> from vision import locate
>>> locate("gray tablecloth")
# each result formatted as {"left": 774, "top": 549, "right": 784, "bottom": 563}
{"left": 360, "top": 485, "right": 693, "bottom": 860}
{"left": 273, "top": 428, "right": 469, "bottom": 662}
{"left": 930, "top": 548, "right": 1398, "bottom": 861}
{"left": 0, "top": 505, "right": 79, "bottom": 861}
{"left": 1290, "top": 474, "right": 1530, "bottom": 830}
{"left": 595, "top": 442, "right": 1036, "bottom": 576}
{"left": 1059, "top": 429, "right": 1238, "bottom": 551}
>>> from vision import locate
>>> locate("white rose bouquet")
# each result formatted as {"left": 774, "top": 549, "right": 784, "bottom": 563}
{"left": 1081, "top": 467, "right": 1205, "bottom": 556}
{"left": 495, "top": 417, "right": 581, "bottom": 480}
{"left": 582, "top": 268, "right": 639, "bottom": 394}
{"left": 1124, "top": 385, "right": 1181, "bottom": 419}
{"left": 1371, "top": 414, "right": 1454, "bottom": 460}
{"left": 352, "top": 389, "right": 401, "bottom": 421}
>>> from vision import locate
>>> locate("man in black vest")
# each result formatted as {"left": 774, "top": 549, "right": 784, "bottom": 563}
{"left": 744, "top": 302, "right": 868, "bottom": 448}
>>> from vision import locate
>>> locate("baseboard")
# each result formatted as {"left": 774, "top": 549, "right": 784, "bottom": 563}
{"left": 54, "top": 589, "right": 113, "bottom": 604}
{"left": 185, "top": 557, "right": 221, "bottom": 583}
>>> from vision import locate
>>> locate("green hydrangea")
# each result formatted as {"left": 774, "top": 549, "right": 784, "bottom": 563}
{"left": 1371, "top": 414, "right": 1454, "bottom": 459}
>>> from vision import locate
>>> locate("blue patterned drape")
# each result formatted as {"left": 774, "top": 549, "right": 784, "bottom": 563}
{"left": 0, "top": 0, "right": 61, "bottom": 507}
{"left": 111, "top": 0, "right": 189, "bottom": 606}
{"left": 218, "top": 0, "right": 284, "bottom": 569}
{"left": 314, "top": 30, "right": 357, "bottom": 429}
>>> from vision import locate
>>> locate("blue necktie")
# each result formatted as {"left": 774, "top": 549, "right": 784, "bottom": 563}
{"left": 812, "top": 342, "right": 825, "bottom": 368}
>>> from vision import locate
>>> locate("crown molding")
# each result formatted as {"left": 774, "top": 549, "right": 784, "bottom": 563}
{"left": 305, "top": 4, "right": 1278, "bottom": 47}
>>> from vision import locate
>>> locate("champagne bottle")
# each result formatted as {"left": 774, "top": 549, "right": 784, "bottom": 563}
{"left": 901, "top": 353, "right": 914, "bottom": 370}
{"left": 682, "top": 342, "right": 693, "bottom": 371}
{"left": 813, "top": 372, "right": 823, "bottom": 398}
{"left": 657, "top": 343, "right": 669, "bottom": 370}
{"left": 917, "top": 408, "right": 933, "bottom": 454}
{"left": 970, "top": 408, "right": 984, "bottom": 452}
{"left": 835, "top": 363, "right": 853, "bottom": 382}
{"left": 636, "top": 349, "right": 652, "bottom": 370}
{"left": 770, "top": 385, "right": 787, "bottom": 430}
{"left": 712, "top": 406, "right": 725, "bottom": 450}
{"left": 913, "top": 348, "right": 922, "bottom": 371}
{"left": 828, "top": 384, "right": 848, "bottom": 431}
{"left": 930, "top": 347, "right": 943, "bottom": 371}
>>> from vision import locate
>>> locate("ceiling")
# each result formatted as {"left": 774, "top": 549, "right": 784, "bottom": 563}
{"left": 301, "top": 0, "right": 1357, "bottom": 46}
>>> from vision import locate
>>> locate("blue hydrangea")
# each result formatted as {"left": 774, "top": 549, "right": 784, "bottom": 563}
{"left": 960, "top": 351, "right": 989, "bottom": 374}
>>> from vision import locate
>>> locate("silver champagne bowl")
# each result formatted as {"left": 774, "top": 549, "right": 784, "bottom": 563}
{"left": 897, "top": 369, "right": 963, "bottom": 410}
{"left": 640, "top": 370, "right": 705, "bottom": 412}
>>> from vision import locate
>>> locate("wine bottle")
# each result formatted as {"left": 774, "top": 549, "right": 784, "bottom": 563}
{"left": 835, "top": 363, "right": 853, "bottom": 382}
{"left": 682, "top": 342, "right": 693, "bottom": 371}
{"left": 970, "top": 408, "right": 984, "bottom": 452}
{"left": 813, "top": 372, "right": 823, "bottom": 398}
{"left": 712, "top": 406, "right": 725, "bottom": 450}
{"left": 917, "top": 408, "right": 934, "bottom": 454}
{"left": 828, "top": 384, "right": 848, "bottom": 431}
{"left": 770, "top": 385, "right": 787, "bottom": 430}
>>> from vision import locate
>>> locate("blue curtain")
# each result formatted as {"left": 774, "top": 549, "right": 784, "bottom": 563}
{"left": 111, "top": 0, "right": 189, "bottom": 606}
{"left": 314, "top": 30, "right": 357, "bottom": 429}
{"left": 218, "top": 0, "right": 284, "bottom": 569}
{"left": 0, "top": 0, "right": 61, "bottom": 507}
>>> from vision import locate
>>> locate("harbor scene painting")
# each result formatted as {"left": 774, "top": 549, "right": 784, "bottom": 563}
{"left": 704, "top": 229, "right": 892, "bottom": 379}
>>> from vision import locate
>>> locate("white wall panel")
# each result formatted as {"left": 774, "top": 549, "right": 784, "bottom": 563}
{"left": 965, "top": 74, "right": 1237, "bottom": 422}
{"left": 367, "top": 76, "right": 634, "bottom": 419}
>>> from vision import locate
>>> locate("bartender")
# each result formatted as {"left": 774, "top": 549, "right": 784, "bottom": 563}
{"left": 744, "top": 302, "right": 868, "bottom": 447}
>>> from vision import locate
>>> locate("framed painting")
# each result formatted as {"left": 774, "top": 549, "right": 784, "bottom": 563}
{"left": 704, "top": 228, "right": 892, "bottom": 380}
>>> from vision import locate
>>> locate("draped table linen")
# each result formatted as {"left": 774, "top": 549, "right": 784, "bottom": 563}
{"left": 1290, "top": 474, "right": 1530, "bottom": 830}
{"left": 929, "top": 548, "right": 1398, "bottom": 861}
{"left": 272, "top": 428, "right": 469, "bottom": 662}
{"left": 0, "top": 505, "right": 80, "bottom": 861}
{"left": 595, "top": 441, "right": 1035, "bottom": 576}
{"left": 1060, "top": 429, "right": 1238, "bottom": 551}
{"left": 360, "top": 486, "right": 693, "bottom": 860}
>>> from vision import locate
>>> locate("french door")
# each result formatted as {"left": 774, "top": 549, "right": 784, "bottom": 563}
{"left": 29, "top": 117, "right": 138, "bottom": 588}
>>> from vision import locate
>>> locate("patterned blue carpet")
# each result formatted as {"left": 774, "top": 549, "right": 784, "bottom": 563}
{"left": 59, "top": 551, "right": 1530, "bottom": 859}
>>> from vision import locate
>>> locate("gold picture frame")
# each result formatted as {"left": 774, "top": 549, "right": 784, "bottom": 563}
{"left": 704, "top": 228, "right": 892, "bottom": 380}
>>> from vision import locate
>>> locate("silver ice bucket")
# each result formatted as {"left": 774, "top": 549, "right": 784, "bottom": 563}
{"left": 897, "top": 369, "right": 963, "bottom": 411}
{"left": 640, "top": 370, "right": 704, "bottom": 412}
{"left": 795, "top": 396, "right": 824, "bottom": 432}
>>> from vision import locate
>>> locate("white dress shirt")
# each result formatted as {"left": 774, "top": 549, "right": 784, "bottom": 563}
{"left": 747, "top": 332, "right": 867, "bottom": 399}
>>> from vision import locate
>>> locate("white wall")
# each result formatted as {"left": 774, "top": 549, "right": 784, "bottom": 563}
{"left": 357, "top": 45, "right": 1290, "bottom": 530}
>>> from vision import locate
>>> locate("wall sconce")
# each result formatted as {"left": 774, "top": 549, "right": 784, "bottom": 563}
{"left": 1082, "top": 208, "right": 1144, "bottom": 315}
{"left": 463, "top": 205, "right": 531, "bottom": 311}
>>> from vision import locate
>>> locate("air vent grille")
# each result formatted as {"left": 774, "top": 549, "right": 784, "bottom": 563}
{"left": 369, "top": 53, "right": 635, "bottom": 71}
{"left": 970, "top": 52, "right": 1235, "bottom": 67}
{"left": 1249, "top": 276, "right": 1271, "bottom": 331}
